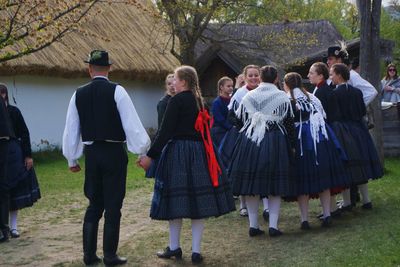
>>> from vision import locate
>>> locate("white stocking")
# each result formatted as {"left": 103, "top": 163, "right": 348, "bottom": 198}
{"left": 168, "top": 219, "right": 182, "bottom": 250}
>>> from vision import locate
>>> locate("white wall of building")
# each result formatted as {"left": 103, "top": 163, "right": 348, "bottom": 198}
{"left": 1, "top": 75, "right": 164, "bottom": 151}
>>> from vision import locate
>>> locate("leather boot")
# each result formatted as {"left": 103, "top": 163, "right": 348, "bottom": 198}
{"left": 0, "top": 196, "right": 10, "bottom": 243}
{"left": 103, "top": 223, "right": 127, "bottom": 266}
{"left": 83, "top": 222, "right": 101, "bottom": 265}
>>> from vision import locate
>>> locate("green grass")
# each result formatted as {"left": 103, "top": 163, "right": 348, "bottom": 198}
{"left": 4, "top": 152, "right": 400, "bottom": 267}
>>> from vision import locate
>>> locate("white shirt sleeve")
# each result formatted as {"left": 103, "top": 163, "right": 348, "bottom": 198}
{"left": 62, "top": 92, "right": 83, "bottom": 167}
{"left": 349, "top": 70, "right": 378, "bottom": 106}
{"left": 114, "top": 85, "right": 151, "bottom": 155}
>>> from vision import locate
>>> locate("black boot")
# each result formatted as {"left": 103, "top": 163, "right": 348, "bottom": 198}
{"left": 83, "top": 222, "right": 101, "bottom": 265}
{"left": 0, "top": 197, "right": 10, "bottom": 243}
{"left": 103, "top": 223, "right": 127, "bottom": 266}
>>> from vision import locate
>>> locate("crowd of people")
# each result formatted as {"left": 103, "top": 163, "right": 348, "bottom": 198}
{"left": 0, "top": 44, "right": 388, "bottom": 266}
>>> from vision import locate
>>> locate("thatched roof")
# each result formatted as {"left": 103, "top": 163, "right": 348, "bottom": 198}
{"left": 196, "top": 20, "right": 359, "bottom": 74}
{"left": 0, "top": 1, "right": 179, "bottom": 81}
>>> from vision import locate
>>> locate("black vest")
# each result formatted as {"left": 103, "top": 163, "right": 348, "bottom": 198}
{"left": 0, "top": 97, "right": 14, "bottom": 138}
{"left": 75, "top": 78, "right": 126, "bottom": 142}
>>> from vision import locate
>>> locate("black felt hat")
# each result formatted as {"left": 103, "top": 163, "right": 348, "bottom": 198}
{"left": 327, "top": 46, "right": 342, "bottom": 58}
{"left": 84, "top": 50, "right": 112, "bottom": 66}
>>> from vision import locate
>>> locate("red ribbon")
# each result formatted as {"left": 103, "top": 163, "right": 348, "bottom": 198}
{"left": 194, "top": 109, "right": 221, "bottom": 187}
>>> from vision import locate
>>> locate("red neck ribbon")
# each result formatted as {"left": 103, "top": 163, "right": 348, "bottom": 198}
{"left": 194, "top": 109, "right": 221, "bottom": 187}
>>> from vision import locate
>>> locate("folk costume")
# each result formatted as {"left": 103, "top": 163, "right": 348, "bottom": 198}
{"left": 290, "top": 88, "right": 349, "bottom": 195}
{"left": 228, "top": 82, "right": 296, "bottom": 235}
{"left": 147, "top": 90, "right": 235, "bottom": 258}
{"left": 0, "top": 96, "right": 13, "bottom": 242}
{"left": 147, "top": 90, "right": 235, "bottom": 220}
{"left": 218, "top": 85, "right": 249, "bottom": 167}
{"left": 329, "top": 83, "right": 383, "bottom": 204}
{"left": 6, "top": 104, "right": 41, "bottom": 237}
{"left": 145, "top": 94, "right": 172, "bottom": 178}
{"left": 63, "top": 50, "right": 151, "bottom": 266}
{"left": 211, "top": 95, "right": 232, "bottom": 147}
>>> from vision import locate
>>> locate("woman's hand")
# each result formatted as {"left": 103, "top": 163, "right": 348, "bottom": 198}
{"left": 137, "top": 155, "right": 152, "bottom": 171}
{"left": 25, "top": 157, "right": 33, "bottom": 170}
{"left": 384, "top": 85, "right": 394, "bottom": 92}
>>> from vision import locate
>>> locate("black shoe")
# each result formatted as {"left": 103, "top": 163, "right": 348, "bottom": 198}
{"left": 103, "top": 255, "right": 127, "bottom": 266}
{"left": 321, "top": 216, "right": 332, "bottom": 228}
{"left": 249, "top": 227, "right": 265, "bottom": 237}
{"left": 300, "top": 221, "right": 311, "bottom": 230}
{"left": 84, "top": 255, "right": 102, "bottom": 266}
{"left": 262, "top": 209, "right": 269, "bottom": 222}
{"left": 268, "top": 227, "right": 283, "bottom": 237}
{"left": 191, "top": 252, "right": 203, "bottom": 264}
{"left": 156, "top": 247, "right": 182, "bottom": 259}
{"left": 10, "top": 229, "right": 20, "bottom": 238}
{"left": 362, "top": 202, "right": 373, "bottom": 210}
{"left": 0, "top": 229, "right": 9, "bottom": 243}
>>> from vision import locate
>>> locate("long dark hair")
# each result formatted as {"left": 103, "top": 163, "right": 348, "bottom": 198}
{"left": 0, "top": 83, "right": 9, "bottom": 105}
{"left": 175, "top": 65, "right": 204, "bottom": 110}
{"left": 284, "top": 72, "right": 310, "bottom": 102}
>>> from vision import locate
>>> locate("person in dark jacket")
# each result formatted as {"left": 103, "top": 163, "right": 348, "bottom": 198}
{"left": 0, "top": 94, "right": 12, "bottom": 242}
{"left": 0, "top": 84, "right": 41, "bottom": 239}
{"left": 157, "top": 74, "right": 175, "bottom": 128}
{"left": 211, "top": 76, "right": 234, "bottom": 147}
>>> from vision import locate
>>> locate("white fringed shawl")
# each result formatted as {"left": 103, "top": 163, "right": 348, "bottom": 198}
{"left": 227, "top": 85, "right": 249, "bottom": 111}
{"left": 235, "top": 82, "right": 293, "bottom": 145}
{"left": 291, "top": 88, "right": 328, "bottom": 161}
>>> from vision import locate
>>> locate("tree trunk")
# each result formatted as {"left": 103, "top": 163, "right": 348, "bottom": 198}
{"left": 357, "top": 0, "right": 384, "bottom": 164}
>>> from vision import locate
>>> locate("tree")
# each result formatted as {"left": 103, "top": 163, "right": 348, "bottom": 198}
{"left": 0, "top": 0, "right": 101, "bottom": 63}
{"left": 156, "top": 0, "right": 249, "bottom": 65}
{"left": 356, "top": 0, "right": 384, "bottom": 162}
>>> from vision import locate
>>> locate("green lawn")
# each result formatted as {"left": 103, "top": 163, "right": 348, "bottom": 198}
{"left": 2, "top": 152, "right": 400, "bottom": 267}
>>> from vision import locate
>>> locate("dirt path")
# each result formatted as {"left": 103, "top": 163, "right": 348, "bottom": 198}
{"left": 0, "top": 191, "right": 164, "bottom": 267}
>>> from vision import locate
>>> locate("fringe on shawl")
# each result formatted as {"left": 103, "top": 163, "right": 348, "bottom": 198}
{"left": 235, "top": 83, "right": 293, "bottom": 146}
{"left": 292, "top": 88, "right": 328, "bottom": 163}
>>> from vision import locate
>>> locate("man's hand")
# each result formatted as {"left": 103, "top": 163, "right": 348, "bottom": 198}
{"left": 69, "top": 164, "right": 81, "bottom": 173}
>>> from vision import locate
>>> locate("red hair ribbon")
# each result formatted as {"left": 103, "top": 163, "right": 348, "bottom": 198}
{"left": 194, "top": 109, "right": 221, "bottom": 187}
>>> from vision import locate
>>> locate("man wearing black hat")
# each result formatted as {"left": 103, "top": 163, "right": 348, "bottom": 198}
{"left": 0, "top": 96, "right": 13, "bottom": 243}
{"left": 63, "top": 50, "right": 150, "bottom": 266}
{"left": 325, "top": 44, "right": 378, "bottom": 213}
{"left": 326, "top": 45, "right": 378, "bottom": 106}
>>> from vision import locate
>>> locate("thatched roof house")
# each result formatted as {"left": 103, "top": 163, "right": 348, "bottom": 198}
{"left": 196, "top": 20, "right": 394, "bottom": 96}
{"left": 0, "top": 0, "right": 179, "bottom": 149}
{"left": 0, "top": 0, "right": 179, "bottom": 81}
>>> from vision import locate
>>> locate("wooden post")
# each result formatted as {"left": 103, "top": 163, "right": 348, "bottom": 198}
{"left": 357, "top": 0, "right": 384, "bottom": 164}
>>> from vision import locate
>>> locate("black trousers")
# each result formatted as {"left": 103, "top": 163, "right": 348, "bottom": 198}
{"left": 83, "top": 142, "right": 128, "bottom": 227}
{"left": 0, "top": 140, "right": 9, "bottom": 232}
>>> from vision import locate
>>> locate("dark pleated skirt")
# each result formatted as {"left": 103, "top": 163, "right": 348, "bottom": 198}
{"left": 293, "top": 122, "right": 351, "bottom": 195}
{"left": 228, "top": 129, "right": 297, "bottom": 197}
{"left": 330, "top": 121, "right": 383, "bottom": 184}
{"left": 6, "top": 140, "right": 41, "bottom": 210}
{"left": 218, "top": 126, "right": 239, "bottom": 169}
{"left": 211, "top": 126, "right": 228, "bottom": 148}
{"left": 150, "top": 140, "right": 236, "bottom": 220}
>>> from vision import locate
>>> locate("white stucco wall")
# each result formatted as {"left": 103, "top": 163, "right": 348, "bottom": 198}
{"left": 0, "top": 75, "right": 164, "bottom": 151}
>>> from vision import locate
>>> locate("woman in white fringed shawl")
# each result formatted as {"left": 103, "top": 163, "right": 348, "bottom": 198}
{"left": 283, "top": 72, "right": 350, "bottom": 230}
{"left": 219, "top": 65, "right": 264, "bottom": 218}
{"left": 228, "top": 65, "right": 296, "bottom": 237}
